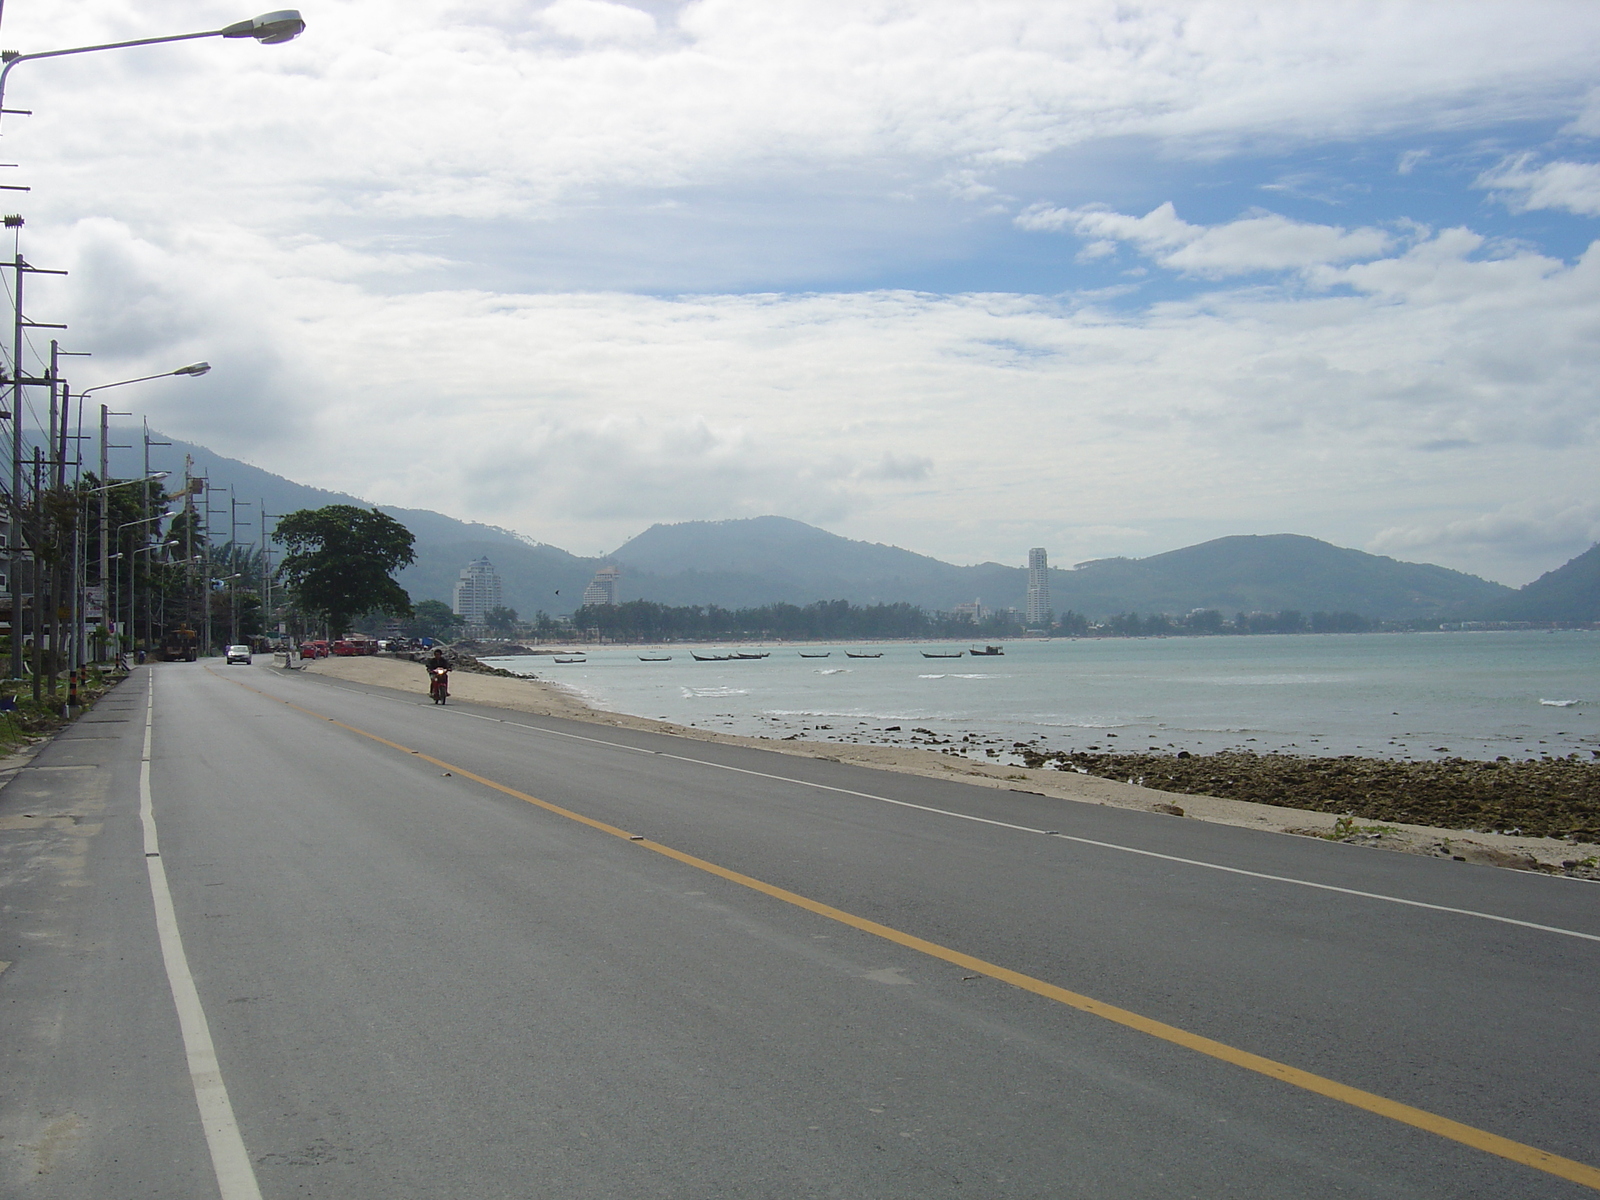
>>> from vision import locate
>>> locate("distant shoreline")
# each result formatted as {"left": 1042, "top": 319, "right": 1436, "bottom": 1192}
{"left": 456, "top": 625, "right": 1599, "bottom": 655}
{"left": 304, "top": 655, "right": 1599, "bottom": 879}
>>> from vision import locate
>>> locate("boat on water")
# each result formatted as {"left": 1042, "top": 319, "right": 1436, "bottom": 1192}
{"left": 799, "top": 651, "right": 831, "bottom": 658}
{"left": 968, "top": 645, "right": 1004, "bottom": 656}
{"left": 733, "top": 651, "right": 770, "bottom": 659}
{"left": 921, "top": 650, "right": 964, "bottom": 659}
{"left": 638, "top": 655, "right": 672, "bottom": 661}
{"left": 845, "top": 651, "right": 883, "bottom": 658}
{"left": 553, "top": 657, "right": 586, "bottom": 664}
{"left": 691, "top": 651, "right": 733, "bottom": 661}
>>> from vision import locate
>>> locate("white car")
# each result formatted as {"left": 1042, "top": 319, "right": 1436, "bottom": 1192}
{"left": 225, "top": 644, "right": 252, "bottom": 665}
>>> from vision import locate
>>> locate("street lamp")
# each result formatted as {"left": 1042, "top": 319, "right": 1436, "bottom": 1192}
{"left": 64, "top": 472, "right": 168, "bottom": 670}
{"left": 70, "top": 366, "right": 209, "bottom": 678}
{"left": 128, "top": 540, "right": 178, "bottom": 661}
{"left": 0, "top": 7, "right": 292, "bottom": 677}
{"left": 9, "top": 353, "right": 205, "bottom": 680}
{"left": 0, "top": 14, "right": 306, "bottom": 121}
{"left": 81, "top": 366, "right": 211, "bottom": 400}
{"left": 215, "top": 572, "right": 243, "bottom": 653}
{"left": 109, "top": 511, "right": 174, "bottom": 664}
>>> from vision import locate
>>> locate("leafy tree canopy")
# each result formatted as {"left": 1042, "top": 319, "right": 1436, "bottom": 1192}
{"left": 483, "top": 605, "right": 519, "bottom": 637}
{"left": 276, "top": 506, "right": 415, "bottom": 635}
{"left": 407, "top": 599, "right": 464, "bottom": 640}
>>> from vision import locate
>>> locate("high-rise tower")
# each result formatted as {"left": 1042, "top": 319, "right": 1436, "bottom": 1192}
{"left": 581, "top": 565, "right": 621, "bottom": 607}
{"left": 453, "top": 556, "right": 503, "bottom": 622}
{"left": 1025, "top": 547, "right": 1050, "bottom": 627}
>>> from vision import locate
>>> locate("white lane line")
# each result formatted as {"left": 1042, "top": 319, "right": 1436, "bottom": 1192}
{"left": 501, "top": 719, "right": 1600, "bottom": 946}
{"left": 276, "top": 673, "right": 1600, "bottom": 945}
{"left": 140, "top": 672, "right": 265, "bottom": 1200}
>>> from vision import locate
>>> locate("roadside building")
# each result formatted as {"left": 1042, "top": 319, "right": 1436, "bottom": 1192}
{"left": 1025, "top": 547, "right": 1050, "bottom": 627}
{"left": 581, "top": 565, "right": 620, "bottom": 608}
{"left": 453, "top": 556, "right": 503, "bottom": 623}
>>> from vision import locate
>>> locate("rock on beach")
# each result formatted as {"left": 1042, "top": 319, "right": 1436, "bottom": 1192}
{"left": 1020, "top": 747, "right": 1600, "bottom": 843}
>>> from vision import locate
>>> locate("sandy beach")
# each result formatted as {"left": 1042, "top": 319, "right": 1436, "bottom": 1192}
{"left": 303, "top": 654, "right": 1600, "bottom": 878}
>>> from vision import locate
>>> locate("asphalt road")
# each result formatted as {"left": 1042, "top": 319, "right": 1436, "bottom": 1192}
{"left": 2, "top": 659, "right": 1597, "bottom": 1198}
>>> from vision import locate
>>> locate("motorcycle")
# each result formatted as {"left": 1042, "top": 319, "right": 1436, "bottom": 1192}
{"left": 429, "top": 666, "right": 450, "bottom": 705}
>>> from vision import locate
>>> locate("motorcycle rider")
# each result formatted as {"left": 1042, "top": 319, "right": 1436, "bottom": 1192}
{"left": 425, "top": 648, "right": 450, "bottom": 702}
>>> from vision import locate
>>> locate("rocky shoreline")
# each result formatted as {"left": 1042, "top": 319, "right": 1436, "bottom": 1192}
{"left": 1020, "top": 747, "right": 1600, "bottom": 844}
{"left": 303, "top": 656, "right": 1599, "bottom": 879}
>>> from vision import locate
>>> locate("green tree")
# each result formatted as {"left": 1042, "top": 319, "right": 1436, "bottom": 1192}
{"left": 276, "top": 506, "right": 415, "bottom": 635}
{"left": 483, "top": 605, "right": 519, "bottom": 637}
{"left": 406, "top": 599, "right": 464, "bottom": 640}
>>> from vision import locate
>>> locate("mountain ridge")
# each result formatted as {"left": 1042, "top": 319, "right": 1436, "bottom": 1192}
{"left": 102, "top": 434, "right": 1565, "bottom": 623}
{"left": 1489, "top": 543, "right": 1600, "bottom": 622}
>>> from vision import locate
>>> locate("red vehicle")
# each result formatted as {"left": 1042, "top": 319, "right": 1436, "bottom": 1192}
{"left": 428, "top": 666, "right": 449, "bottom": 705}
{"left": 299, "top": 642, "right": 317, "bottom": 659}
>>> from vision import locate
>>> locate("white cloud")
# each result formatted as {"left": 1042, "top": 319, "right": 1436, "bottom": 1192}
{"left": 1476, "top": 155, "right": 1600, "bottom": 216}
{"left": 4, "top": 1, "right": 1600, "bottom": 234}
{"left": 37, "top": 211, "right": 1595, "bottom": 580}
{"left": 1, "top": 3, "right": 1598, "bottom": 585}
{"left": 539, "top": 0, "right": 659, "bottom": 45}
{"left": 1018, "top": 202, "right": 1393, "bottom": 276}
{"left": 1372, "top": 500, "right": 1600, "bottom": 575}
{"left": 1565, "top": 88, "right": 1600, "bottom": 137}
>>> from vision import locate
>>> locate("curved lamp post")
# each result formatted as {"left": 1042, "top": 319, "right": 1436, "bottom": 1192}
{"left": 9, "top": 357, "right": 209, "bottom": 679}
{"left": 0, "top": 13, "right": 305, "bottom": 124}
{"left": 109, "top": 511, "right": 174, "bottom": 665}
{"left": 128, "top": 539, "right": 179, "bottom": 660}
{"left": 69, "top": 365, "right": 209, "bottom": 673}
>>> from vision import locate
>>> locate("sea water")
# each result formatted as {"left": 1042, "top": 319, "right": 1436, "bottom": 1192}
{"left": 481, "top": 630, "right": 1599, "bottom": 763}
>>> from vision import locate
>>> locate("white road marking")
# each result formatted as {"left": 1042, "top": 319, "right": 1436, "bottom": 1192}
{"left": 282, "top": 671, "right": 1600, "bottom": 946}
{"left": 140, "top": 672, "right": 265, "bottom": 1200}
{"left": 505, "top": 720, "right": 1600, "bottom": 946}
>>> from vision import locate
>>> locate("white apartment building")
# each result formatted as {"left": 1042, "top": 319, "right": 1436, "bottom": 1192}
{"left": 453, "top": 556, "right": 503, "bottom": 622}
{"left": 581, "top": 565, "right": 620, "bottom": 608}
{"left": 1025, "top": 547, "right": 1050, "bottom": 627}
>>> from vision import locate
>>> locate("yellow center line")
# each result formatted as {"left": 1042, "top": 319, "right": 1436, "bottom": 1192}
{"left": 211, "top": 669, "right": 1600, "bottom": 1192}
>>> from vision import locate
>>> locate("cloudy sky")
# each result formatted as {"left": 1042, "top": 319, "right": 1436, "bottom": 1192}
{"left": 2, "top": 1, "right": 1598, "bottom": 585}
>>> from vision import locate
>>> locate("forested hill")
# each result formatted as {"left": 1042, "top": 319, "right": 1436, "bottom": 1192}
{"left": 1489, "top": 544, "right": 1600, "bottom": 621}
{"left": 610, "top": 516, "right": 1021, "bottom": 612}
{"left": 105, "top": 432, "right": 598, "bottom": 614}
{"left": 105, "top": 438, "right": 1523, "bottom": 621}
{"left": 612, "top": 521, "right": 1512, "bottom": 621}
{"left": 1054, "top": 535, "right": 1512, "bottom": 620}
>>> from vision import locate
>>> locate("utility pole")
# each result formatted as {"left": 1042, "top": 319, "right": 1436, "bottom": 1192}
{"left": 97, "top": 405, "right": 130, "bottom": 661}
{"left": 58, "top": 360, "right": 90, "bottom": 675}
{"left": 46, "top": 343, "right": 86, "bottom": 693}
{"left": 229, "top": 493, "right": 251, "bottom": 646}
{"left": 28, "top": 445, "right": 39, "bottom": 700}
{"left": 182, "top": 455, "right": 194, "bottom": 636}
{"left": 260, "top": 503, "right": 281, "bottom": 640}
{"left": 142, "top": 421, "right": 170, "bottom": 651}
{"left": 7, "top": 234, "right": 20, "bottom": 680}
{"left": 203, "top": 481, "right": 225, "bottom": 657}
{"left": 6, "top": 219, "right": 68, "bottom": 680}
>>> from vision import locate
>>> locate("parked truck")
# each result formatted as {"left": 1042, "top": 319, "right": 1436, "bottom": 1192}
{"left": 155, "top": 625, "right": 200, "bottom": 662}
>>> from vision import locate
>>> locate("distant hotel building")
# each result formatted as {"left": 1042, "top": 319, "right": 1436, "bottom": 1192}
{"left": 1025, "top": 548, "right": 1050, "bottom": 627}
{"left": 453, "top": 556, "right": 503, "bottom": 622}
{"left": 581, "top": 565, "right": 620, "bottom": 608}
{"left": 953, "top": 599, "right": 989, "bottom": 623}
